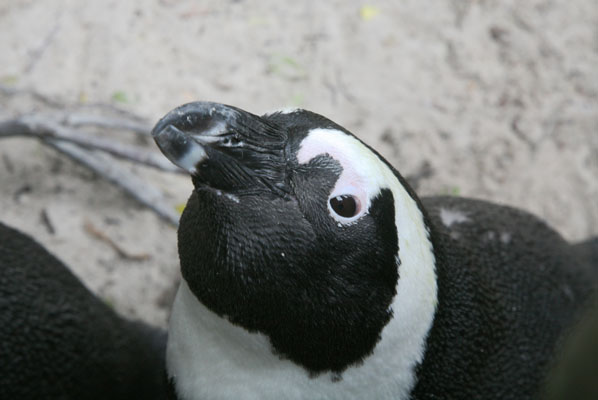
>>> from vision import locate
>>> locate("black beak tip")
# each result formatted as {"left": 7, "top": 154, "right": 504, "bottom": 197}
{"left": 152, "top": 101, "right": 289, "bottom": 193}
{"left": 152, "top": 102, "right": 233, "bottom": 174}
{"left": 151, "top": 101, "right": 239, "bottom": 139}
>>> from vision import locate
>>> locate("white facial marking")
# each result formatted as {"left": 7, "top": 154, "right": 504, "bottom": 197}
{"left": 297, "top": 129, "right": 389, "bottom": 224}
{"left": 500, "top": 232, "right": 511, "bottom": 244}
{"left": 168, "top": 128, "right": 437, "bottom": 400}
{"left": 440, "top": 208, "right": 469, "bottom": 228}
{"left": 264, "top": 107, "right": 301, "bottom": 116}
{"left": 176, "top": 142, "right": 207, "bottom": 174}
{"left": 192, "top": 121, "right": 228, "bottom": 144}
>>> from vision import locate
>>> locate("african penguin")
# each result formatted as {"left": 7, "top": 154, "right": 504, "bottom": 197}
{"left": 0, "top": 222, "right": 167, "bottom": 400}
{"left": 151, "top": 101, "right": 598, "bottom": 400}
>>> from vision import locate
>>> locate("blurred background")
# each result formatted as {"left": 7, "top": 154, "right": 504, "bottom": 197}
{"left": 0, "top": 0, "right": 596, "bottom": 327}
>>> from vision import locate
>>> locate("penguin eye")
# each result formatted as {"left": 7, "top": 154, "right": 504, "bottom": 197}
{"left": 329, "top": 195, "right": 360, "bottom": 218}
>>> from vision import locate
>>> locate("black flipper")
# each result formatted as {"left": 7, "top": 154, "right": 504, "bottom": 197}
{"left": 0, "top": 222, "right": 167, "bottom": 400}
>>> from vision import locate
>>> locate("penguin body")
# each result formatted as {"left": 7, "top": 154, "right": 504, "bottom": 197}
{"left": 151, "top": 102, "right": 597, "bottom": 400}
{"left": 413, "top": 196, "right": 596, "bottom": 399}
{"left": 0, "top": 223, "right": 167, "bottom": 400}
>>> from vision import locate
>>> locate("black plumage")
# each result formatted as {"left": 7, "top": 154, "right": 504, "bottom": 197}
{"left": 0, "top": 223, "right": 167, "bottom": 400}
{"left": 412, "top": 197, "right": 597, "bottom": 399}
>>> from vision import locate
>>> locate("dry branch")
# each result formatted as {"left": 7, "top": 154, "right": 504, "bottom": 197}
{"left": 0, "top": 115, "right": 182, "bottom": 173}
{"left": 0, "top": 91, "right": 183, "bottom": 226}
{"left": 83, "top": 219, "right": 152, "bottom": 261}
{"left": 46, "top": 139, "right": 180, "bottom": 226}
{"left": 63, "top": 113, "right": 152, "bottom": 136}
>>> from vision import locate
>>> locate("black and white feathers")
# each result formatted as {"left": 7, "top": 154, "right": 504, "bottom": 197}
{"left": 153, "top": 102, "right": 597, "bottom": 400}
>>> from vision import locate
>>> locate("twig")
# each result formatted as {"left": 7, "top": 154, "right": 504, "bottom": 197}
{"left": 45, "top": 139, "right": 180, "bottom": 226}
{"left": 0, "top": 115, "right": 182, "bottom": 173}
{"left": 0, "top": 91, "right": 183, "bottom": 226}
{"left": 83, "top": 219, "right": 151, "bottom": 261}
{"left": 2, "top": 153, "right": 14, "bottom": 173}
{"left": 510, "top": 115, "right": 536, "bottom": 151}
{"left": 0, "top": 84, "right": 63, "bottom": 108}
{"left": 63, "top": 113, "right": 152, "bottom": 136}
{"left": 74, "top": 102, "right": 150, "bottom": 122}
{"left": 40, "top": 209, "right": 56, "bottom": 235}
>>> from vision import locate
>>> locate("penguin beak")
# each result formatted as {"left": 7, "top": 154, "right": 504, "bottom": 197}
{"left": 152, "top": 102, "right": 289, "bottom": 195}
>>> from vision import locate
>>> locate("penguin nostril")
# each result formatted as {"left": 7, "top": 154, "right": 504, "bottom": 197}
{"left": 330, "top": 195, "right": 360, "bottom": 218}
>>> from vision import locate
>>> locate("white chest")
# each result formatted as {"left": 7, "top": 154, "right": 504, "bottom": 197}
{"left": 167, "top": 270, "right": 435, "bottom": 400}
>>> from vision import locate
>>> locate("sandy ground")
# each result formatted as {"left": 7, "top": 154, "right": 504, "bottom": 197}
{"left": 0, "top": 0, "right": 597, "bottom": 327}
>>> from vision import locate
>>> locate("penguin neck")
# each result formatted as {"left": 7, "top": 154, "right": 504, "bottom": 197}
{"left": 166, "top": 198, "right": 437, "bottom": 400}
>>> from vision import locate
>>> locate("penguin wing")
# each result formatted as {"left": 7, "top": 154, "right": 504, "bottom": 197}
{"left": 412, "top": 196, "right": 597, "bottom": 399}
{"left": 0, "top": 222, "right": 167, "bottom": 400}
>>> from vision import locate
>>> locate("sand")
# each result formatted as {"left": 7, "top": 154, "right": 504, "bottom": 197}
{"left": 0, "top": 0, "right": 596, "bottom": 327}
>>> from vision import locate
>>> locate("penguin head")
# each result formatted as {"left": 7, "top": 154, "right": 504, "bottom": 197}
{"left": 153, "top": 102, "right": 436, "bottom": 376}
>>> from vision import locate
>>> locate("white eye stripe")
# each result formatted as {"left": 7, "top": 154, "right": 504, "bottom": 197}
{"left": 297, "top": 129, "right": 437, "bottom": 399}
{"left": 297, "top": 128, "right": 389, "bottom": 224}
